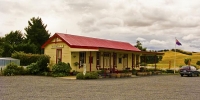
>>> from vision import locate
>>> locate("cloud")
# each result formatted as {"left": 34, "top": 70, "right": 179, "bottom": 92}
{"left": 150, "top": 39, "right": 167, "bottom": 45}
{"left": 136, "top": 37, "right": 146, "bottom": 41}
{"left": 1, "top": 0, "right": 200, "bottom": 52}
{"left": 182, "top": 34, "right": 199, "bottom": 41}
{"left": 96, "top": 17, "right": 123, "bottom": 28}
{"left": 78, "top": 13, "right": 96, "bottom": 27}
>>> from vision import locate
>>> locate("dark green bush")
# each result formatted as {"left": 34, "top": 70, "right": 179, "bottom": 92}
{"left": 17, "top": 66, "right": 28, "bottom": 75}
{"left": 11, "top": 51, "right": 50, "bottom": 66}
{"left": 166, "top": 69, "right": 174, "bottom": 73}
{"left": 27, "top": 63, "right": 40, "bottom": 75}
{"left": 37, "top": 55, "right": 50, "bottom": 72}
{"left": 15, "top": 52, "right": 50, "bottom": 75}
{"left": 132, "top": 68, "right": 137, "bottom": 75}
{"left": 84, "top": 73, "right": 92, "bottom": 79}
{"left": 52, "top": 62, "right": 72, "bottom": 77}
{"left": 196, "top": 61, "right": 200, "bottom": 66}
{"left": 76, "top": 73, "right": 85, "bottom": 79}
{"left": 3, "top": 63, "right": 26, "bottom": 76}
{"left": 76, "top": 72, "right": 99, "bottom": 79}
{"left": 90, "top": 72, "right": 99, "bottom": 79}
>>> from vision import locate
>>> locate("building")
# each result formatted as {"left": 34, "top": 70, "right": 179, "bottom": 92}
{"left": 42, "top": 33, "right": 163, "bottom": 72}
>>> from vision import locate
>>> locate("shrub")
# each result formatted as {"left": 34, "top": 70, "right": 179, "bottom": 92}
{"left": 140, "top": 67, "right": 147, "bottom": 72}
{"left": 27, "top": 63, "right": 40, "bottom": 75}
{"left": 11, "top": 51, "right": 50, "bottom": 66}
{"left": 90, "top": 72, "right": 99, "bottom": 79}
{"left": 166, "top": 69, "right": 174, "bottom": 73}
{"left": 36, "top": 55, "right": 50, "bottom": 72}
{"left": 17, "top": 66, "right": 28, "bottom": 75}
{"left": 22, "top": 53, "right": 50, "bottom": 75}
{"left": 196, "top": 61, "right": 200, "bottom": 66}
{"left": 140, "top": 62, "right": 147, "bottom": 66}
{"left": 76, "top": 72, "right": 99, "bottom": 79}
{"left": 184, "top": 58, "right": 191, "bottom": 65}
{"left": 76, "top": 73, "right": 85, "bottom": 79}
{"left": 52, "top": 62, "right": 72, "bottom": 77}
{"left": 85, "top": 72, "right": 98, "bottom": 79}
{"left": 132, "top": 68, "right": 137, "bottom": 75}
{"left": 3, "top": 63, "right": 26, "bottom": 76}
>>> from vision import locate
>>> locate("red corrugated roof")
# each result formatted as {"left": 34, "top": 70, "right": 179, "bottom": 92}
{"left": 42, "top": 33, "right": 141, "bottom": 52}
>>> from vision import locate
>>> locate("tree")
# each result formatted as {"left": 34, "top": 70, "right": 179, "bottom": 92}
{"left": 184, "top": 58, "right": 191, "bottom": 65}
{"left": 14, "top": 42, "right": 38, "bottom": 54}
{"left": 2, "top": 43, "right": 13, "bottom": 57}
{"left": 2, "top": 30, "right": 26, "bottom": 57}
{"left": 0, "top": 37, "right": 5, "bottom": 56}
{"left": 4, "top": 30, "right": 24, "bottom": 48}
{"left": 135, "top": 40, "right": 146, "bottom": 51}
{"left": 196, "top": 61, "right": 200, "bottom": 66}
{"left": 24, "top": 17, "right": 51, "bottom": 54}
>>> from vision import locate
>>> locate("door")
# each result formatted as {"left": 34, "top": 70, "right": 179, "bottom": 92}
{"left": 104, "top": 57, "right": 110, "bottom": 68}
{"left": 56, "top": 49, "right": 62, "bottom": 63}
{"left": 103, "top": 53, "right": 110, "bottom": 69}
{"left": 123, "top": 54, "right": 128, "bottom": 69}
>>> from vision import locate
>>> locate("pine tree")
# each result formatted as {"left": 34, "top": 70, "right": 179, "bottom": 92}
{"left": 24, "top": 17, "right": 51, "bottom": 54}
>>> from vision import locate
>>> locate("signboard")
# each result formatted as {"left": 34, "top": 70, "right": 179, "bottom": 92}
{"left": 51, "top": 45, "right": 64, "bottom": 49}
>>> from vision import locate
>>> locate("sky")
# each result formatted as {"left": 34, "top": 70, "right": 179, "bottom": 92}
{"left": 1, "top": 0, "right": 200, "bottom": 52}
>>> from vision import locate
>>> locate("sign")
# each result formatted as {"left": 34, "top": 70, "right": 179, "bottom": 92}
{"left": 51, "top": 45, "right": 64, "bottom": 49}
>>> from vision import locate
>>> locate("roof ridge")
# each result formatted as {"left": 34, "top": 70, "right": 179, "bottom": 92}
{"left": 56, "top": 33, "right": 130, "bottom": 44}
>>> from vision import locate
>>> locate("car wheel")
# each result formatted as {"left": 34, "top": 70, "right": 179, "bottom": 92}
{"left": 197, "top": 74, "right": 199, "bottom": 77}
{"left": 181, "top": 74, "right": 183, "bottom": 77}
{"left": 191, "top": 73, "right": 195, "bottom": 77}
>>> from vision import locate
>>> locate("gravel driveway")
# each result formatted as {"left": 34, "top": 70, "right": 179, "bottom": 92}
{"left": 1, "top": 75, "right": 200, "bottom": 100}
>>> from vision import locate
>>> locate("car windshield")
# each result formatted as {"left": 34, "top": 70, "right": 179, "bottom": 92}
{"left": 180, "top": 66, "right": 196, "bottom": 70}
{"left": 180, "top": 66, "right": 189, "bottom": 69}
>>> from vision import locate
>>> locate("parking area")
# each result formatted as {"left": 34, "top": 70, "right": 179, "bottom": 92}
{"left": 1, "top": 75, "right": 200, "bottom": 100}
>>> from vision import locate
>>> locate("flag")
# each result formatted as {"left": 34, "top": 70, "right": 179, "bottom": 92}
{"left": 176, "top": 39, "right": 182, "bottom": 46}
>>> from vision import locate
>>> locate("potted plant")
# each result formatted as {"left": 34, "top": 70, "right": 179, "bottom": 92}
{"left": 111, "top": 73, "right": 116, "bottom": 78}
{"left": 116, "top": 73, "right": 121, "bottom": 78}
{"left": 72, "top": 70, "right": 78, "bottom": 76}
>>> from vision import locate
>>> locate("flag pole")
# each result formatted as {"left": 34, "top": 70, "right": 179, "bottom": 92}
{"left": 174, "top": 37, "right": 176, "bottom": 74}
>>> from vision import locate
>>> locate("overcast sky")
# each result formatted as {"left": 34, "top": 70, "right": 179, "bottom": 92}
{"left": 1, "top": 0, "right": 200, "bottom": 52}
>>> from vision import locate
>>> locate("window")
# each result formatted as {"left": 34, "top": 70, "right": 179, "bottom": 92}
{"left": 113, "top": 53, "right": 117, "bottom": 66}
{"left": 96, "top": 52, "right": 100, "bottom": 66}
{"left": 79, "top": 52, "right": 86, "bottom": 67}
{"left": 118, "top": 58, "right": 122, "bottom": 64}
{"left": 103, "top": 53, "right": 110, "bottom": 57}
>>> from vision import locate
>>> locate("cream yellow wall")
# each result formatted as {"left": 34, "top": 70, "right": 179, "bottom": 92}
{"left": 61, "top": 44, "right": 71, "bottom": 65}
{"left": 44, "top": 41, "right": 71, "bottom": 70}
{"left": 71, "top": 52, "right": 80, "bottom": 71}
{"left": 44, "top": 44, "right": 56, "bottom": 64}
{"left": 44, "top": 43, "right": 71, "bottom": 63}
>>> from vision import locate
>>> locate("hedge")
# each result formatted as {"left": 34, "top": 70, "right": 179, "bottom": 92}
{"left": 11, "top": 51, "right": 50, "bottom": 66}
